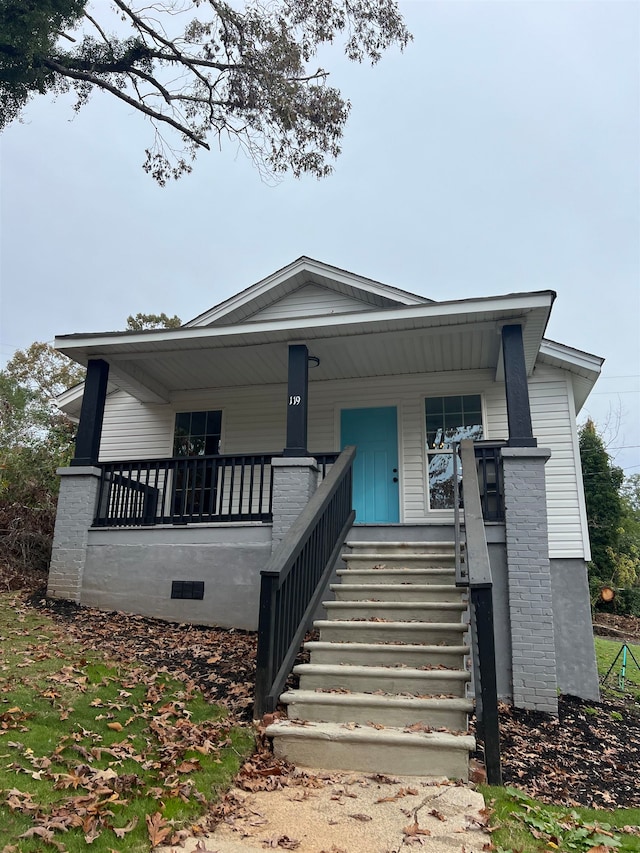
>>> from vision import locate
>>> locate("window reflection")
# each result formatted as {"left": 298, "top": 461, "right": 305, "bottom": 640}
{"left": 425, "top": 396, "right": 483, "bottom": 509}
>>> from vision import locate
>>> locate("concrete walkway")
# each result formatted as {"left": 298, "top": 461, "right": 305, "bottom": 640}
{"left": 157, "top": 771, "right": 489, "bottom": 853}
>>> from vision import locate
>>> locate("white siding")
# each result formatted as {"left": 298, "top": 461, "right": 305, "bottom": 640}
{"left": 246, "top": 283, "right": 375, "bottom": 323}
{"left": 478, "top": 363, "right": 589, "bottom": 560}
{"left": 99, "top": 391, "right": 174, "bottom": 460}
{"left": 98, "top": 365, "right": 588, "bottom": 559}
{"left": 529, "top": 365, "right": 589, "bottom": 560}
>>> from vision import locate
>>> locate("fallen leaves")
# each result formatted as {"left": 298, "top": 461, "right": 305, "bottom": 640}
{"left": 0, "top": 595, "right": 256, "bottom": 853}
{"left": 146, "top": 811, "right": 172, "bottom": 846}
{"left": 402, "top": 819, "right": 432, "bottom": 845}
{"left": 375, "top": 786, "right": 418, "bottom": 803}
{"left": 497, "top": 694, "right": 640, "bottom": 808}
{"left": 262, "top": 835, "right": 300, "bottom": 849}
{"left": 34, "top": 595, "right": 259, "bottom": 720}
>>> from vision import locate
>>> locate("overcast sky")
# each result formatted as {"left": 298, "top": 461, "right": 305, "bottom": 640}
{"left": 0, "top": 0, "right": 638, "bottom": 473}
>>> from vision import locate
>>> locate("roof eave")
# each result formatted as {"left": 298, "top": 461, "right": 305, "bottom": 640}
{"left": 56, "top": 290, "right": 556, "bottom": 357}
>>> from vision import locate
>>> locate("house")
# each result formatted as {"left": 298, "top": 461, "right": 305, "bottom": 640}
{"left": 48, "top": 256, "right": 603, "bottom": 721}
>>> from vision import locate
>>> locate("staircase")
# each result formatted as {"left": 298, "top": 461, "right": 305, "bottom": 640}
{"left": 266, "top": 541, "right": 476, "bottom": 779}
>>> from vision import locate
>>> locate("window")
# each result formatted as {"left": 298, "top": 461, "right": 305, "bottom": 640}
{"left": 173, "top": 410, "right": 222, "bottom": 456}
{"left": 172, "top": 411, "right": 222, "bottom": 517}
{"left": 425, "top": 395, "right": 483, "bottom": 509}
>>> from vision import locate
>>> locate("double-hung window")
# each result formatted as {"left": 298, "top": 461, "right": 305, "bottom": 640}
{"left": 172, "top": 410, "right": 222, "bottom": 517}
{"left": 425, "top": 395, "right": 483, "bottom": 509}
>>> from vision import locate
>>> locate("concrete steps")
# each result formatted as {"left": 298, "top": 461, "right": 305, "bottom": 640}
{"left": 294, "top": 662, "right": 470, "bottom": 696}
{"left": 279, "top": 689, "right": 473, "bottom": 729}
{"left": 331, "top": 582, "right": 462, "bottom": 602}
{"left": 336, "top": 567, "right": 455, "bottom": 585}
{"left": 323, "top": 600, "right": 467, "bottom": 621}
{"left": 266, "top": 539, "right": 474, "bottom": 779}
{"left": 266, "top": 721, "right": 475, "bottom": 778}
{"left": 313, "top": 619, "right": 467, "bottom": 645}
{"left": 304, "top": 640, "right": 469, "bottom": 668}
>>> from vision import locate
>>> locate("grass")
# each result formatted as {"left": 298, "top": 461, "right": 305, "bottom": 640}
{"left": 0, "top": 593, "right": 255, "bottom": 851}
{"left": 482, "top": 786, "right": 640, "bottom": 853}
{"left": 594, "top": 636, "right": 640, "bottom": 703}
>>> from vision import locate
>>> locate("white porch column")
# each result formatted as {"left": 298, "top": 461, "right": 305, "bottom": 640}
{"left": 47, "top": 466, "right": 102, "bottom": 602}
{"left": 502, "top": 447, "right": 558, "bottom": 715}
{"left": 270, "top": 457, "right": 319, "bottom": 551}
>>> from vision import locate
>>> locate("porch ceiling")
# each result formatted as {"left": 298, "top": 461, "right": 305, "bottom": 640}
{"left": 56, "top": 293, "right": 553, "bottom": 402}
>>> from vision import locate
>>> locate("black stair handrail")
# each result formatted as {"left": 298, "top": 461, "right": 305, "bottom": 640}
{"left": 254, "top": 446, "right": 356, "bottom": 720}
{"left": 458, "top": 439, "right": 502, "bottom": 785}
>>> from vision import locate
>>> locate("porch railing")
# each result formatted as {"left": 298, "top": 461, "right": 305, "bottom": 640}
{"left": 474, "top": 441, "right": 505, "bottom": 522}
{"left": 93, "top": 452, "right": 342, "bottom": 528}
{"left": 93, "top": 454, "right": 278, "bottom": 526}
{"left": 457, "top": 439, "right": 502, "bottom": 785}
{"left": 254, "top": 445, "right": 356, "bottom": 719}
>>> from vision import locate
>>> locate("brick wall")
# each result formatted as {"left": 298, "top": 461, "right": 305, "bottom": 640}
{"left": 502, "top": 447, "right": 558, "bottom": 715}
{"left": 271, "top": 458, "right": 319, "bottom": 550}
{"left": 47, "top": 467, "right": 101, "bottom": 602}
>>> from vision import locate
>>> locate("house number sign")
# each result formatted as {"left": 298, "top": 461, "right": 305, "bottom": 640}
{"left": 289, "top": 395, "right": 302, "bottom": 406}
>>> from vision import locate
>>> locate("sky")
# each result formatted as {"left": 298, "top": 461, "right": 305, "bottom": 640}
{"left": 0, "top": 0, "right": 639, "bottom": 474}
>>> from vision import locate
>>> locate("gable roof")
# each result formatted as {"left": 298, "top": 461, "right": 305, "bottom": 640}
{"left": 184, "top": 256, "right": 430, "bottom": 327}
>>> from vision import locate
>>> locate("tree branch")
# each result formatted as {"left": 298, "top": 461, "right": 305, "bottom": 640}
{"left": 112, "top": 0, "right": 211, "bottom": 86}
{"left": 42, "top": 58, "right": 210, "bottom": 150}
{"left": 83, "top": 11, "right": 114, "bottom": 54}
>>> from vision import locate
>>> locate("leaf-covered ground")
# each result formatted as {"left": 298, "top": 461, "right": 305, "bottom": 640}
{"left": 0, "top": 593, "right": 254, "bottom": 851}
{"left": 497, "top": 693, "right": 640, "bottom": 809}
{"left": 27, "top": 592, "right": 640, "bottom": 814}
{"left": 31, "top": 593, "right": 258, "bottom": 723}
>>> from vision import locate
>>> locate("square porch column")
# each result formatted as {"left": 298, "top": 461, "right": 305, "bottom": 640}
{"left": 47, "top": 466, "right": 102, "bottom": 602}
{"left": 271, "top": 457, "right": 319, "bottom": 551}
{"left": 284, "top": 344, "right": 309, "bottom": 457}
{"left": 71, "top": 358, "right": 109, "bottom": 466}
{"left": 502, "top": 446, "right": 558, "bottom": 715}
{"left": 501, "top": 324, "right": 536, "bottom": 448}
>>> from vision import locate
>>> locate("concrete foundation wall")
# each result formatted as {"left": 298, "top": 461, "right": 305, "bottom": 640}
{"left": 550, "top": 558, "right": 600, "bottom": 701}
{"left": 82, "top": 524, "right": 272, "bottom": 630}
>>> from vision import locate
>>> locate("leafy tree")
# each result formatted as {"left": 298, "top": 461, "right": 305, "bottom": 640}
{"left": 126, "top": 312, "right": 182, "bottom": 331}
{"left": 579, "top": 418, "right": 624, "bottom": 585}
{"left": 618, "top": 473, "right": 640, "bottom": 588}
{"left": 0, "top": 343, "right": 84, "bottom": 576}
{"left": 0, "top": 0, "right": 411, "bottom": 185}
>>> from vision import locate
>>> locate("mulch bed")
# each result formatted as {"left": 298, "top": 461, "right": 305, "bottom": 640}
{"left": 13, "top": 587, "right": 640, "bottom": 810}
{"left": 498, "top": 694, "right": 640, "bottom": 809}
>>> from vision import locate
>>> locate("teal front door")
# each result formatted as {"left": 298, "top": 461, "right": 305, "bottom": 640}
{"left": 341, "top": 406, "right": 399, "bottom": 523}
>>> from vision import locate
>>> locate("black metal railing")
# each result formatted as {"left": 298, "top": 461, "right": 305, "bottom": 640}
{"left": 93, "top": 451, "right": 343, "bottom": 528}
{"left": 313, "top": 452, "right": 340, "bottom": 480}
{"left": 254, "top": 446, "right": 356, "bottom": 719}
{"left": 474, "top": 441, "right": 506, "bottom": 522}
{"left": 94, "top": 454, "right": 278, "bottom": 526}
{"left": 458, "top": 439, "right": 502, "bottom": 785}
